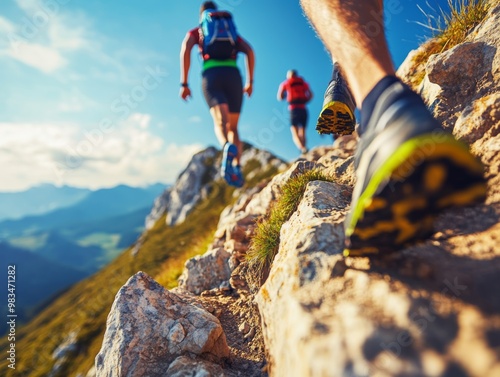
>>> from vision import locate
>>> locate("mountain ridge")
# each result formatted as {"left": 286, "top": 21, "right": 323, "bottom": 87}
{"left": 0, "top": 184, "right": 90, "bottom": 221}
{"left": 0, "top": 183, "right": 167, "bottom": 340}
{"left": 0, "top": 184, "right": 165, "bottom": 238}
{"left": 0, "top": 143, "right": 285, "bottom": 376}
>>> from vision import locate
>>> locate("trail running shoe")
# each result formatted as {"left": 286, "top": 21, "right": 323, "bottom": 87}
{"left": 229, "top": 165, "right": 244, "bottom": 188}
{"left": 221, "top": 142, "right": 238, "bottom": 185}
{"left": 316, "top": 62, "right": 356, "bottom": 136}
{"left": 344, "top": 81, "right": 487, "bottom": 257}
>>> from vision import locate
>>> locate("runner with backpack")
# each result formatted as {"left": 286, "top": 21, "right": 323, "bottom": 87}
{"left": 277, "top": 70, "right": 313, "bottom": 154}
{"left": 179, "top": 1, "right": 255, "bottom": 187}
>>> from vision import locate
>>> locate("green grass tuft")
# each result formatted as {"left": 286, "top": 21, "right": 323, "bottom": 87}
{"left": 247, "top": 169, "right": 333, "bottom": 272}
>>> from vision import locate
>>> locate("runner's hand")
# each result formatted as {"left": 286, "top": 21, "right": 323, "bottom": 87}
{"left": 244, "top": 82, "right": 253, "bottom": 97}
{"left": 180, "top": 86, "right": 192, "bottom": 101}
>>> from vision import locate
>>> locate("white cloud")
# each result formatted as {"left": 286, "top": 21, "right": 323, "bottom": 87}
{"left": 0, "top": 0, "right": 90, "bottom": 73}
{"left": 48, "top": 14, "right": 90, "bottom": 51}
{"left": 5, "top": 42, "right": 67, "bottom": 73}
{"left": 0, "top": 116, "right": 204, "bottom": 191}
{"left": 15, "top": 0, "right": 40, "bottom": 12}
{"left": 188, "top": 116, "right": 203, "bottom": 123}
{"left": 57, "top": 87, "right": 97, "bottom": 112}
{"left": 0, "top": 16, "right": 16, "bottom": 34}
{"left": 128, "top": 113, "right": 151, "bottom": 129}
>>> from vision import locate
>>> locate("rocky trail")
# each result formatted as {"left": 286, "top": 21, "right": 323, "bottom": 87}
{"left": 197, "top": 290, "right": 267, "bottom": 377}
{"left": 94, "top": 1, "right": 500, "bottom": 376}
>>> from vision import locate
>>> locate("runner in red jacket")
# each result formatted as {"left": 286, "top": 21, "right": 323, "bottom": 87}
{"left": 277, "top": 70, "right": 313, "bottom": 154}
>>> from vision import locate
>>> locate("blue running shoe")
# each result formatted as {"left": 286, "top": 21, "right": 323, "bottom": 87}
{"left": 316, "top": 62, "right": 357, "bottom": 136}
{"left": 230, "top": 165, "right": 244, "bottom": 188}
{"left": 344, "top": 80, "right": 487, "bottom": 257}
{"left": 221, "top": 142, "right": 238, "bottom": 185}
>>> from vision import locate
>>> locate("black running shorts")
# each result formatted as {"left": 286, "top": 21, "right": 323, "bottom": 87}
{"left": 201, "top": 66, "right": 243, "bottom": 113}
{"left": 290, "top": 108, "right": 308, "bottom": 128}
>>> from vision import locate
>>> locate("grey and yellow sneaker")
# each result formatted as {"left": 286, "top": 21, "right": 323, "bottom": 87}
{"left": 316, "top": 62, "right": 356, "bottom": 135}
{"left": 344, "top": 80, "right": 487, "bottom": 257}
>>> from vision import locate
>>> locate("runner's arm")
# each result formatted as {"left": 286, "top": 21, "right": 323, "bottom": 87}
{"left": 238, "top": 37, "right": 255, "bottom": 97}
{"left": 277, "top": 82, "right": 286, "bottom": 101}
{"left": 179, "top": 32, "right": 196, "bottom": 100}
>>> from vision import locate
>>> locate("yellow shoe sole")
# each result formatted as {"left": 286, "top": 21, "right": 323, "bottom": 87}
{"left": 344, "top": 134, "right": 487, "bottom": 257}
{"left": 316, "top": 101, "right": 355, "bottom": 135}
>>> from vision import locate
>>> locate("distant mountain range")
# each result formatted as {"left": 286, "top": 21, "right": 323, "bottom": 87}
{"left": 0, "top": 183, "right": 166, "bottom": 334}
{"left": 0, "top": 143, "right": 286, "bottom": 375}
{"left": 0, "top": 184, "right": 91, "bottom": 221}
{"left": 0, "top": 183, "right": 165, "bottom": 222}
{"left": 0, "top": 183, "right": 166, "bottom": 238}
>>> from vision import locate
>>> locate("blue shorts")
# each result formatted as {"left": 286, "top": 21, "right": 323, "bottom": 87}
{"left": 290, "top": 108, "right": 308, "bottom": 127}
{"left": 202, "top": 66, "right": 243, "bottom": 113}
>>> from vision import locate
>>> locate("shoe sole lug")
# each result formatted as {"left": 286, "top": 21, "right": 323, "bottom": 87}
{"left": 344, "top": 136, "right": 487, "bottom": 257}
{"left": 316, "top": 101, "right": 355, "bottom": 135}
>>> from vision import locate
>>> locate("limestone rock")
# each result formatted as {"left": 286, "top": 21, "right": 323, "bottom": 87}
{"left": 177, "top": 248, "right": 232, "bottom": 295}
{"left": 257, "top": 178, "right": 500, "bottom": 376}
{"left": 95, "top": 272, "right": 229, "bottom": 377}
{"left": 166, "top": 355, "right": 226, "bottom": 377}
{"left": 397, "top": 0, "right": 500, "bottom": 202}
{"left": 49, "top": 331, "right": 79, "bottom": 377}
{"left": 256, "top": 181, "right": 353, "bottom": 376}
{"left": 178, "top": 160, "right": 330, "bottom": 295}
{"left": 144, "top": 147, "right": 217, "bottom": 229}
{"left": 165, "top": 147, "right": 219, "bottom": 226}
{"left": 145, "top": 186, "right": 170, "bottom": 230}
{"left": 145, "top": 144, "right": 287, "bottom": 231}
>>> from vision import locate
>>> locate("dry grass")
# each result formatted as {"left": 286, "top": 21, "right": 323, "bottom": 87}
{"left": 409, "top": 0, "right": 490, "bottom": 88}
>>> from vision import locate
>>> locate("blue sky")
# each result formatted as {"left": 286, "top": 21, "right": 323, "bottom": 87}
{"left": 0, "top": 0, "right": 450, "bottom": 191}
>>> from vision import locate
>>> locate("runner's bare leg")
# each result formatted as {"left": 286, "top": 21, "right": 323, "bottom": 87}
{"left": 300, "top": 0, "right": 394, "bottom": 106}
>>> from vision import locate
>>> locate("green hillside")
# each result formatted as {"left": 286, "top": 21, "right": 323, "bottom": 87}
{"left": 0, "top": 158, "right": 280, "bottom": 377}
{"left": 0, "top": 244, "right": 87, "bottom": 336}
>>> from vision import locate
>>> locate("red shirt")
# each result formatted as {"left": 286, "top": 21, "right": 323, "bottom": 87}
{"left": 279, "top": 77, "right": 311, "bottom": 110}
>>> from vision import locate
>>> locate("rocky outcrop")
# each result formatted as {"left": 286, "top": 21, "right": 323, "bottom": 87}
{"left": 145, "top": 147, "right": 218, "bottom": 229}
{"left": 177, "top": 159, "right": 330, "bottom": 295}
{"left": 95, "top": 272, "right": 229, "bottom": 377}
{"left": 50, "top": 332, "right": 79, "bottom": 377}
{"left": 145, "top": 144, "right": 287, "bottom": 230}
{"left": 256, "top": 156, "right": 500, "bottom": 376}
